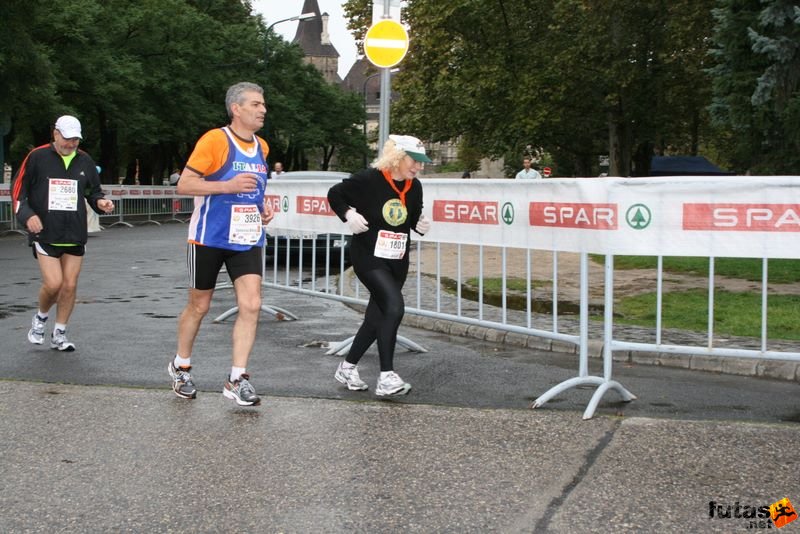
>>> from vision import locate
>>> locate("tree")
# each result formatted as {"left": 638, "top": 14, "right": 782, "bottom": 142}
{"left": 0, "top": 0, "right": 60, "bottom": 161}
{"left": 2, "top": 0, "right": 367, "bottom": 182}
{"left": 365, "top": 0, "right": 719, "bottom": 177}
{"left": 264, "top": 39, "right": 366, "bottom": 172}
{"left": 709, "top": 0, "right": 800, "bottom": 173}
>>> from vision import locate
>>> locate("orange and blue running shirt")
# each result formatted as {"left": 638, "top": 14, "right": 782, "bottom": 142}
{"left": 185, "top": 127, "right": 269, "bottom": 251}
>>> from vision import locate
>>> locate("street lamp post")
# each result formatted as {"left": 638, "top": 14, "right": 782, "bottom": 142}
{"left": 266, "top": 12, "right": 316, "bottom": 33}
{"left": 265, "top": 12, "right": 316, "bottom": 68}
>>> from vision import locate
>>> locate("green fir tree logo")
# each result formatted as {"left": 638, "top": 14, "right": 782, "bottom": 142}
{"left": 625, "top": 204, "right": 651, "bottom": 230}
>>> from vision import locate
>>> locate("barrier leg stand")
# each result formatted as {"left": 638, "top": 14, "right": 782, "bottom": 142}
{"left": 531, "top": 253, "right": 635, "bottom": 420}
{"left": 582, "top": 254, "right": 636, "bottom": 419}
{"left": 214, "top": 229, "right": 298, "bottom": 323}
{"left": 0, "top": 226, "right": 26, "bottom": 237}
{"left": 1, "top": 212, "right": 28, "bottom": 237}
{"left": 531, "top": 376, "right": 606, "bottom": 409}
{"left": 107, "top": 197, "right": 133, "bottom": 228}
{"left": 213, "top": 303, "right": 298, "bottom": 323}
{"left": 324, "top": 334, "right": 428, "bottom": 357}
{"left": 166, "top": 198, "right": 185, "bottom": 224}
{"left": 325, "top": 336, "right": 355, "bottom": 356}
{"left": 397, "top": 335, "right": 428, "bottom": 353}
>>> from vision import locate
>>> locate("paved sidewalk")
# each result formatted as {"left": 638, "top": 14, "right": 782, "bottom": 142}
{"left": 1, "top": 224, "right": 799, "bottom": 532}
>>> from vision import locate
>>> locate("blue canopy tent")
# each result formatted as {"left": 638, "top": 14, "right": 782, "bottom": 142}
{"left": 649, "top": 156, "right": 734, "bottom": 176}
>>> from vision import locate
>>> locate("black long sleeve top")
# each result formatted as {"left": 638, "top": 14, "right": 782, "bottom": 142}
{"left": 12, "top": 143, "right": 106, "bottom": 246}
{"left": 327, "top": 167, "right": 424, "bottom": 273}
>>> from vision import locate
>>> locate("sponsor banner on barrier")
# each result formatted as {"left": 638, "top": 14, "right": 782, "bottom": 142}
{"left": 264, "top": 176, "right": 800, "bottom": 259}
{"left": 5, "top": 179, "right": 798, "bottom": 258}
{"left": 103, "top": 186, "right": 179, "bottom": 198}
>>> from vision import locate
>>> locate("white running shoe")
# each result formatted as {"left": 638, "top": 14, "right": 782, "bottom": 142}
{"left": 50, "top": 329, "right": 76, "bottom": 352}
{"left": 375, "top": 371, "right": 411, "bottom": 397}
{"left": 335, "top": 362, "right": 368, "bottom": 391}
{"left": 28, "top": 314, "right": 47, "bottom": 345}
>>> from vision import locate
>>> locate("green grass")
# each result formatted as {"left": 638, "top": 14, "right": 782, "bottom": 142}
{"left": 596, "top": 255, "right": 800, "bottom": 284}
{"left": 453, "top": 272, "right": 800, "bottom": 340}
{"left": 612, "top": 289, "right": 800, "bottom": 340}
{"left": 464, "top": 277, "right": 546, "bottom": 292}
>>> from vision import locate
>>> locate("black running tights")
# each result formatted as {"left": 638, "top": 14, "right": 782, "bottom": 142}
{"left": 345, "top": 266, "right": 406, "bottom": 372}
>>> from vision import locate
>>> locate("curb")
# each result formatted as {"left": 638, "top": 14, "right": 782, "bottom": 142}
{"left": 400, "top": 314, "right": 800, "bottom": 384}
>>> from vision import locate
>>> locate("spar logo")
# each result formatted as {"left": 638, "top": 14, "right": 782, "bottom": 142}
{"left": 530, "top": 202, "right": 617, "bottom": 230}
{"left": 708, "top": 497, "right": 797, "bottom": 529}
{"left": 684, "top": 204, "right": 800, "bottom": 232}
{"left": 433, "top": 200, "right": 499, "bottom": 225}
{"left": 626, "top": 203, "right": 652, "bottom": 230}
{"left": 297, "top": 196, "right": 336, "bottom": 216}
{"left": 265, "top": 194, "right": 281, "bottom": 213}
{"left": 502, "top": 202, "right": 515, "bottom": 225}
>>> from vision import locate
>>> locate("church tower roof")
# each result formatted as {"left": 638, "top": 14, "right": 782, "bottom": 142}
{"left": 293, "top": 0, "right": 340, "bottom": 59}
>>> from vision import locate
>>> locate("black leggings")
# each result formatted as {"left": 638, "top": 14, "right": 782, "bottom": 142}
{"left": 345, "top": 266, "right": 406, "bottom": 372}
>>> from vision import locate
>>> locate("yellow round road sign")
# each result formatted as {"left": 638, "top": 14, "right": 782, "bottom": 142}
{"left": 364, "top": 19, "right": 409, "bottom": 69}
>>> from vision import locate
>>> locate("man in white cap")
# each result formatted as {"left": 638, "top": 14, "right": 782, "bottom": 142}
{"left": 12, "top": 115, "right": 114, "bottom": 351}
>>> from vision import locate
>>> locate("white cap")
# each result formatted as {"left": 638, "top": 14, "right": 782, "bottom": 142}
{"left": 389, "top": 134, "right": 432, "bottom": 163}
{"left": 54, "top": 115, "right": 82, "bottom": 139}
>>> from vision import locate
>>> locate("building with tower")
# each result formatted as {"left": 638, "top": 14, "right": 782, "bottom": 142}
{"left": 290, "top": 0, "right": 472, "bottom": 172}
{"left": 292, "top": 0, "right": 341, "bottom": 84}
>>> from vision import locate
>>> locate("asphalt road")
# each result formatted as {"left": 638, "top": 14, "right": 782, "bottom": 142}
{"left": 0, "top": 224, "right": 798, "bottom": 422}
{"left": 1, "top": 224, "right": 799, "bottom": 533}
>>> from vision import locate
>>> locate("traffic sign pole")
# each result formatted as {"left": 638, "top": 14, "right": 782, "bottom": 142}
{"left": 364, "top": 8, "right": 409, "bottom": 153}
{"left": 379, "top": 69, "right": 390, "bottom": 152}
{"left": 379, "top": 0, "right": 390, "bottom": 151}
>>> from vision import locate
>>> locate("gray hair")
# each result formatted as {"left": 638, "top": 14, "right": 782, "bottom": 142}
{"left": 225, "top": 82, "right": 264, "bottom": 119}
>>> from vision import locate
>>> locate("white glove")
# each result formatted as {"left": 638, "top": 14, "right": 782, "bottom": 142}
{"left": 345, "top": 208, "right": 369, "bottom": 234}
{"left": 415, "top": 214, "right": 431, "bottom": 235}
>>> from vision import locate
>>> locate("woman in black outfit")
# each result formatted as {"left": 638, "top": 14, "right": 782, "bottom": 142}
{"left": 327, "top": 135, "right": 432, "bottom": 396}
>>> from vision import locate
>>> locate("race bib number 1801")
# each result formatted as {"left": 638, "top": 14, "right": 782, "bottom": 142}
{"left": 374, "top": 229, "right": 407, "bottom": 259}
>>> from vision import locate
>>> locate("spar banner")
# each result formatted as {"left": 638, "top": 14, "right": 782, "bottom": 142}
{"left": 264, "top": 176, "right": 800, "bottom": 259}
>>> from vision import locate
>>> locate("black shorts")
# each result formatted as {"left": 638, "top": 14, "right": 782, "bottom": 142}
{"left": 32, "top": 242, "right": 86, "bottom": 259}
{"left": 188, "top": 243, "right": 262, "bottom": 290}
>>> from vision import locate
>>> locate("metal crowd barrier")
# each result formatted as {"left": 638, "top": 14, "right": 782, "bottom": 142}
{"left": 100, "top": 186, "right": 193, "bottom": 227}
{"left": 0, "top": 184, "right": 194, "bottom": 233}
{"left": 0, "top": 185, "right": 26, "bottom": 236}
{"left": 260, "top": 176, "right": 800, "bottom": 420}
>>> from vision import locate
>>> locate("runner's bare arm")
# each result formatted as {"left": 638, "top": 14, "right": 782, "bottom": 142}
{"left": 176, "top": 168, "right": 258, "bottom": 196}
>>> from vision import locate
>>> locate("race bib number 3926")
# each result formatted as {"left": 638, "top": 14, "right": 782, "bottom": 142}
{"left": 228, "top": 204, "right": 262, "bottom": 245}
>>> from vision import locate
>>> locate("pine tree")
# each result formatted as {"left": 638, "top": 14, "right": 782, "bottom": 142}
{"left": 709, "top": 0, "right": 800, "bottom": 173}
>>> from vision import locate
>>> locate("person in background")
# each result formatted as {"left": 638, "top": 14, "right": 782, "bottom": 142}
{"left": 168, "top": 168, "right": 181, "bottom": 186}
{"left": 515, "top": 156, "right": 542, "bottom": 180}
{"left": 327, "top": 134, "right": 431, "bottom": 397}
{"left": 272, "top": 161, "right": 284, "bottom": 177}
{"left": 86, "top": 166, "right": 103, "bottom": 233}
{"left": 168, "top": 81, "right": 274, "bottom": 407}
{"left": 12, "top": 115, "right": 115, "bottom": 351}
